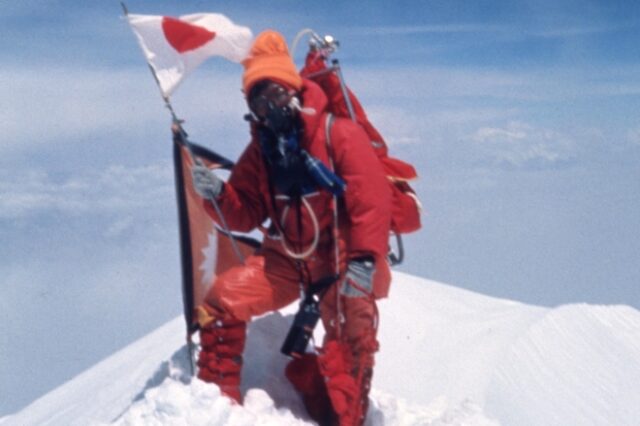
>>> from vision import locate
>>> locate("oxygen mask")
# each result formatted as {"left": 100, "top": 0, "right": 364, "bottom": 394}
{"left": 248, "top": 81, "right": 296, "bottom": 138}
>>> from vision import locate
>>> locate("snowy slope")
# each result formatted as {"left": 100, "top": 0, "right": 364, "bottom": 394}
{"left": 3, "top": 272, "right": 640, "bottom": 425}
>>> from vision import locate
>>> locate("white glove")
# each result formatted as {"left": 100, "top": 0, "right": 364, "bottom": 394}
{"left": 191, "top": 164, "right": 223, "bottom": 199}
{"left": 341, "top": 257, "right": 375, "bottom": 297}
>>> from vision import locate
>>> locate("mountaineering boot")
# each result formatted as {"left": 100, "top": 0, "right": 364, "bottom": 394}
{"left": 285, "top": 353, "right": 338, "bottom": 425}
{"left": 196, "top": 307, "right": 247, "bottom": 403}
{"left": 317, "top": 333, "right": 378, "bottom": 426}
{"left": 318, "top": 340, "right": 359, "bottom": 426}
{"left": 318, "top": 288, "right": 380, "bottom": 426}
{"left": 350, "top": 330, "right": 379, "bottom": 426}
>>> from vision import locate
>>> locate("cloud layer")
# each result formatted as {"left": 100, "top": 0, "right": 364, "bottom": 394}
{"left": 471, "top": 121, "right": 575, "bottom": 169}
{"left": 0, "top": 162, "right": 173, "bottom": 221}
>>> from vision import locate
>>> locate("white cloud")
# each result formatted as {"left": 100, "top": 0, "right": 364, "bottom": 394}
{"left": 360, "top": 80, "right": 523, "bottom": 146}
{"left": 0, "top": 65, "right": 247, "bottom": 154}
{"left": 627, "top": 128, "right": 640, "bottom": 146}
{"left": 471, "top": 121, "right": 575, "bottom": 169}
{"left": 345, "top": 24, "right": 506, "bottom": 36}
{"left": 343, "top": 22, "right": 631, "bottom": 40}
{"left": 473, "top": 126, "right": 528, "bottom": 142}
{"left": 529, "top": 23, "right": 635, "bottom": 39}
{"left": 104, "top": 216, "right": 135, "bottom": 238}
{"left": 0, "top": 67, "right": 158, "bottom": 150}
{"left": 0, "top": 162, "right": 174, "bottom": 220}
{"left": 349, "top": 66, "right": 535, "bottom": 102}
{"left": 348, "top": 64, "right": 640, "bottom": 106}
{"left": 3, "top": 60, "right": 637, "bottom": 160}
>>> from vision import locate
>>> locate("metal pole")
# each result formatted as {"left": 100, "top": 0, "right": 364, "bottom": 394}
{"left": 304, "top": 61, "right": 356, "bottom": 123}
{"left": 122, "top": 1, "right": 248, "bottom": 375}
{"left": 122, "top": 2, "right": 246, "bottom": 265}
{"left": 332, "top": 59, "right": 356, "bottom": 122}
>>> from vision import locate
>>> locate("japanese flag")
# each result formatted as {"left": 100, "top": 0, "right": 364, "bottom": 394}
{"left": 126, "top": 13, "right": 253, "bottom": 97}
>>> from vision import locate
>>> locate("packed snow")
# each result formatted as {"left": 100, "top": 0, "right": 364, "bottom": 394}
{"left": 3, "top": 272, "right": 640, "bottom": 425}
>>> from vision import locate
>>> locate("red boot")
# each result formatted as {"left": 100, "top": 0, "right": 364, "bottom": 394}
{"left": 318, "top": 333, "right": 379, "bottom": 426}
{"left": 350, "top": 331, "right": 379, "bottom": 425}
{"left": 318, "top": 340, "right": 360, "bottom": 426}
{"left": 197, "top": 317, "right": 247, "bottom": 403}
{"left": 285, "top": 353, "right": 337, "bottom": 425}
{"left": 319, "top": 288, "right": 380, "bottom": 426}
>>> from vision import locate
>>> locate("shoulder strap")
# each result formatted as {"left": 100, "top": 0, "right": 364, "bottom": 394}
{"left": 324, "top": 113, "right": 336, "bottom": 171}
{"left": 323, "top": 113, "right": 343, "bottom": 291}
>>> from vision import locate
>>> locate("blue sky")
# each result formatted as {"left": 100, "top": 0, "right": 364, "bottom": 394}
{"left": 1, "top": 0, "right": 639, "bottom": 416}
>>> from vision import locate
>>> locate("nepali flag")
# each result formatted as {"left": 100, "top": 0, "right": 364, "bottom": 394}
{"left": 173, "top": 134, "right": 259, "bottom": 335}
{"left": 126, "top": 13, "right": 253, "bottom": 96}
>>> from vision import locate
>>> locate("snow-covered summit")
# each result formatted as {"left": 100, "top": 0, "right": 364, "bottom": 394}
{"left": 3, "top": 272, "right": 640, "bottom": 425}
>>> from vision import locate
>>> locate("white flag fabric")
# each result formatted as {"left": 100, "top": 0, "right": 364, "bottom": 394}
{"left": 126, "top": 13, "right": 253, "bottom": 97}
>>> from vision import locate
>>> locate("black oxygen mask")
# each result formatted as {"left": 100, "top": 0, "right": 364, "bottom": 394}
{"left": 248, "top": 80, "right": 297, "bottom": 139}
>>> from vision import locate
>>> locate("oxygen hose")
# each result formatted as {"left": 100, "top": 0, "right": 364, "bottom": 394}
{"left": 291, "top": 28, "right": 317, "bottom": 59}
{"left": 278, "top": 196, "right": 320, "bottom": 259}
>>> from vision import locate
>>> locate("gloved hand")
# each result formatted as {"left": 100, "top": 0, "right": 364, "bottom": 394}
{"left": 191, "top": 164, "right": 223, "bottom": 200}
{"left": 341, "top": 257, "right": 375, "bottom": 297}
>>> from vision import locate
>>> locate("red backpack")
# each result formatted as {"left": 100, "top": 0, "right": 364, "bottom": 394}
{"left": 300, "top": 51, "right": 422, "bottom": 238}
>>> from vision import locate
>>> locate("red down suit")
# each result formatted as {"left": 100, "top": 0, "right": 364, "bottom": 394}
{"left": 198, "top": 78, "right": 392, "bottom": 426}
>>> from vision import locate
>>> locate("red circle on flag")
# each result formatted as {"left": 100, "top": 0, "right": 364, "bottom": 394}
{"left": 162, "top": 17, "right": 216, "bottom": 53}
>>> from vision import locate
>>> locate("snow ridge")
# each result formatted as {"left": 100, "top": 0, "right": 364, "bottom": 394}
{"left": 4, "top": 273, "right": 640, "bottom": 426}
{"left": 485, "top": 303, "right": 640, "bottom": 426}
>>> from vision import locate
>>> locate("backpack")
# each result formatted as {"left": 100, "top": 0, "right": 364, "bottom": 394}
{"left": 300, "top": 51, "right": 422, "bottom": 239}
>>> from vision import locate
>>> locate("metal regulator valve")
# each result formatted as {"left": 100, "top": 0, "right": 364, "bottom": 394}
{"left": 309, "top": 33, "right": 339, "bottom": 58}
{"left": 291, "top": 29, "right": 340, "bottom": 60}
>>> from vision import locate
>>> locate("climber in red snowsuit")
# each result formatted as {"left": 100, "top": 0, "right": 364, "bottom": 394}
{"left": 189, "top": 30, "right": 392, "bottom": 426}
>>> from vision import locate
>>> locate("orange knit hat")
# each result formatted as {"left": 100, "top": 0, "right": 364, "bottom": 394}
{"left": 242, "top": 30, "right": 302, "bottom": 95}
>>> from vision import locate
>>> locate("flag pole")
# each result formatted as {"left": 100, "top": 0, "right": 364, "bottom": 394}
{"left": 122, "top": 1, "right": 248, "bottom": 376}
{"left": 120, "top": 3, "right": 182, "bottom": 125}
{"left": 121, "top": 2, "right": 246, "bottom": 266}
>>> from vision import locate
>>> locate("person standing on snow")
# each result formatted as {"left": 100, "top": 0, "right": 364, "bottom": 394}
{"left": 186, "top": 30, "right": 392, "bottom": 426}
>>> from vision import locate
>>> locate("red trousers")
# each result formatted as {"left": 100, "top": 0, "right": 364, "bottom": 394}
{"left": 204, "top": 247, "right": 378, "bottom": 349}
{"left": 199, "top": 245, "right": 379, "bottom": 425}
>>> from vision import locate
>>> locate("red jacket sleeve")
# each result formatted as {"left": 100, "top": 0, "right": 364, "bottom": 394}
{"left": 203, "top": 141, "right": 268, "bottom": 232}
{"left": 330, "top": 117, "right": 392, "bottom": 260}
